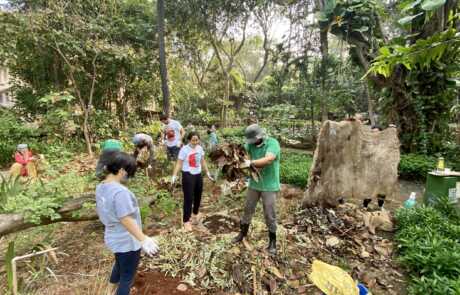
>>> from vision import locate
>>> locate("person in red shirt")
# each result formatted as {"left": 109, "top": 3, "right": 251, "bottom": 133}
{"left": 9, "top": 144, "right": 38, "bottom": 178}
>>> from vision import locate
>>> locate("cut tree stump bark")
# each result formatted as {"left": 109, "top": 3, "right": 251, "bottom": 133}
{"left": 302, "top": 120, "right": 400, "bottom": 207}
{"left": 0, "top": 194, "right": 98, "bottom": 237}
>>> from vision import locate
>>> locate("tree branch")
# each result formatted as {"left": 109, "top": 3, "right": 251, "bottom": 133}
{"left": 0, "top": 195, "right": 97, "bottom": 237}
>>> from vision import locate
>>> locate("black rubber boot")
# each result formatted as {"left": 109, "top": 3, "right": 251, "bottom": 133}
{"left": 232, "top": 223, "right": 249, "bottom": 244}
{"left": 267, "top": 231, "right": 277, "bottom": 255}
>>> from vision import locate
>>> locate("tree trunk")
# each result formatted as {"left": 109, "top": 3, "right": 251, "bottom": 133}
{"left": 0, "top": 195, "right": 97, "bottom": 237}
{"left": 319, "top": 29, "right": 329, "bottom": 122}
{"left": 221, "top": 76, "right": 230, "bottom": 127}
{"left": 157, "top": 0, "right": 170, "bottom": 115}
{"left": 365, "top": 83, "right": 376, "bottom": 126}
{"left": 82, "top": 112, "right": 93, "bottom": 157}
{"left": 457, "top": 91, "right": 460, "bottom": 145}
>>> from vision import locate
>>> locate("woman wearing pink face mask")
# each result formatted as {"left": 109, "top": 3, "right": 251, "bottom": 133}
{"left": 171, "top": 132, "right": 214, "bottom": 231}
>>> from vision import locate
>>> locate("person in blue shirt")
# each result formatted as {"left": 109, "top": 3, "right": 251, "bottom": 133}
{"left": 207, "top": 125, "right": 219, "bottom": 151}
{"left": 95, "top": 152, "right": 159, "bottom": 295}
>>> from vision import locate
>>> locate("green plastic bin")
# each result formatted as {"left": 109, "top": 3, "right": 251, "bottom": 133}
{"left": 424, "top": 172, "right": 460, "bottom": 205}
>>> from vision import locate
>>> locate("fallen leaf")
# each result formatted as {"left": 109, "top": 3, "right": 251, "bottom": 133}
{"left": 360, "top": 247, "right": 371, "bottom": 258}
{"left": 269, "top": 278, "right": 277, "bottom": 293}
{"left": 268, "top": 266, "right": 285, "bottom": 280}
{"left": 325, "top": 236, "right": 341, "bottom": 247}
{"left": 242, "top": 239, "right": 253, "bottom": 251}
{"left": 177, "top": 284, "right": 188, "bottom": 292}
{"left": 287, "top": 280, "right": 300, "bottom": 288}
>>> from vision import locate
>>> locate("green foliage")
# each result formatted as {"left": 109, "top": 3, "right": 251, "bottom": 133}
{"left": 5, "top": 241, "right": 15, "bottom": 293}
{"left": 139, "top": 121, "right": 163, "bottom": 140}
{"left": 0, "top": 175, "right": 24, "bottom": 212}
{"left": 396, "top": 202, "right": 460, "bottom": 294}
{"left": 155, "top": 190, "right": 178, "bottom": 216}
{"left": 399, "top": 153, "right": 437, "bottom": 180}
{"left": 218, "top": 127, "right": 245, "bottom": 143}
{"left": 37, "top": 92, "right": 79, "bottom": 140}
{"left": 0, "top": 109, "right": 41, "bottom": 166}
{"left": 140, "top": 205, "right": 152, "bottom": 224}
{"left": 0, "top": 0, "right": 161, "bottom": 135}
{"left": 371, "top": 29, "right": 459, "bottom": 78}
{"left": 3, "top": 172, "right": 91, "bottom": 224}
{"left": 280, "top": 151, "right": 312, "bottom": 188}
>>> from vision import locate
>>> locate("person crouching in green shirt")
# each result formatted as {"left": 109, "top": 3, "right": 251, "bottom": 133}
{"left": 232, "top": 124, "right": 281, "bottom": 255}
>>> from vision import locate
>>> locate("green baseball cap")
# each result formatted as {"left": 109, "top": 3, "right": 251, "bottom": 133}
{"left": 100, "top": 139, "right": 122, "bottom": 151}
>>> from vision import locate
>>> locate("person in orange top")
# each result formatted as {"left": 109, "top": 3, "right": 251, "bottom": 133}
{"left": 9, "top": 144, "right": 38, "bottom": 178}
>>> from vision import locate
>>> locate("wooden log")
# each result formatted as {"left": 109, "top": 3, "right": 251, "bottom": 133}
{"left": 0, "top": 194, "right": 98, "bottom": 237}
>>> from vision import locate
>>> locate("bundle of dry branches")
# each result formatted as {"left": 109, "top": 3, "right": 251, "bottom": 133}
{"left": 209, "top": 143, "right": 260, "bottom": 182}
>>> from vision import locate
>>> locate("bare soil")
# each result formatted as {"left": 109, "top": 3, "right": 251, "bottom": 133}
{"left": 202, "top": 214, "right": 238, "bottom": 235}
{"left": 132, "top": 270, "right": 202, "bottom": 295}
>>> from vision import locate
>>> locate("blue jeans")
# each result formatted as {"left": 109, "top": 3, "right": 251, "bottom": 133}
{"left": 109, "top": 250, "right": 141, "bottom": 295}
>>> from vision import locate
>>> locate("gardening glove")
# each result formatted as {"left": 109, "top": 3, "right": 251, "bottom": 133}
{"left": 206, "top": 171, "right": 215, "bottom": 182}
{"left": 141, "top": 237, "right": 159, "bottom": 257}
{"left": 241, "top": 159, "right": 252, "bottom": 169}
{"left": 171, "top": 175, "right": 177, "bottom": 184}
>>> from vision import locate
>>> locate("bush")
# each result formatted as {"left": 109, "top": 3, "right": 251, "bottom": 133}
{"left": 218, "top": 127, "right": 245, "bottom": 143}
{"left": 0, "top": 110, "right": 41, "bottom": 167}
{"left": 280, "top": 151, "right": 312, "bottom": 188}
{"left": 396, "top": 200, "right": 460, "bottom": 295}
{"left": 399, "top": 153, "right": 437, "bottom": 181}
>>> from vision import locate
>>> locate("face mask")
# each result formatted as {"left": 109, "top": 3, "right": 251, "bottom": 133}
{"left": 255, "top": 139, "right": 264, "bottom": 147}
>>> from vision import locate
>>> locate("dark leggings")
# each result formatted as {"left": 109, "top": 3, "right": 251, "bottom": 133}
{"left": 182, "top": 171, "right": 203, "bottom": 223}
{"left": 109, "top": 250, "right": 141, "bottom": 295}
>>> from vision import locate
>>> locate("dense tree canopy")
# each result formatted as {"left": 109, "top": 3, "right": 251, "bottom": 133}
{"left": 0, "top": 0, "right": 458, "bottom": 153}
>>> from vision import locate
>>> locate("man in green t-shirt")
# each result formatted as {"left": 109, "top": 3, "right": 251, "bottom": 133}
{"left": 232, "top": 124, "right": 281, "bottom": 255}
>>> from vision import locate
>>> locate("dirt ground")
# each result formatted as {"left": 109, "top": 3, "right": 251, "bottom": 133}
{"left": 132, "top": 270, "right": 201, "bottom": 295}
{"left": 0, "top": 175, "right": 422, "bottom": 295}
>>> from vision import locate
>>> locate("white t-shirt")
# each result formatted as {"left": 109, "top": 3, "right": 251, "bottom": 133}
{"left": 165, "top": 119, "right": 183, "bottom": 147}
{"left": 178, "top": 144, "right": 204, "bottom": 175}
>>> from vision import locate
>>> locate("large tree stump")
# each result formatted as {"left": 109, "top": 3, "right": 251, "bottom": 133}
{"left": 302, "top": 120, "right": 400, "bottom": 207}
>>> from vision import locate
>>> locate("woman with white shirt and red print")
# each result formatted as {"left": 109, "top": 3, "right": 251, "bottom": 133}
{"left": 171, "top": 132, "right": 214, "bottom": 231}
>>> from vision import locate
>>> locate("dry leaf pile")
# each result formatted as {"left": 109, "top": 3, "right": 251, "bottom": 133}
{"left": 145, "top": 219, "right": 306, "bottom": 294}
{"left": 61, "top": 154, "right": 97, "bottom": 175}
{"left": 209, "top": 144, "right": 260, "bottom": 182}
{"left": 290, "top": 204, "right": 404, "bottom": 294}
{"left": 144, "top": 204, "right": 404, "bottom": 294}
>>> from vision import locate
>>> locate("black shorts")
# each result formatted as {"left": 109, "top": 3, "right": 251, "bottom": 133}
{"left": 167, "top": 146, "right": 180, "bottom": 161}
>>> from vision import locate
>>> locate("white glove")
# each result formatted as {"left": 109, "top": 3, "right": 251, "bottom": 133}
{"left": 207, "top": 172, "right": 215, "bottom": 182}
{"left": 141, "top": 237, "right": 159, "bottom": 257}
{"left": 171, "top": 175, "right": 177, "bottom": 184}
{"left": 241, "top": 159, "right": 252, "bottom": 168}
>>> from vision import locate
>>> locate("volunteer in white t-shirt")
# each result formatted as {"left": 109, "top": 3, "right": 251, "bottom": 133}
{"left": 160, "top": 114, "right": 185, "bottom": 161}
{"left": 171, "top": 132, "right": 214, "bottom": 231}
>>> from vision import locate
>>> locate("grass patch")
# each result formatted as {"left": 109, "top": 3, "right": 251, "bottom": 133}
{"left": 399, "top": 153, "right": 437, "bottom": 181}
{"left": 280, "top": 151, "right": 312, "bottom": 188}
{"left": 395, "top": 198, "right": 460, "bottom": 294}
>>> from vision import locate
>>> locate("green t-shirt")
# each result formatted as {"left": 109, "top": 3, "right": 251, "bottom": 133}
{"left": 100, "top": 139, "right": 122, "bottom": 152}
{"left": 245, "top": 137, "right": 281, "bottom": 192}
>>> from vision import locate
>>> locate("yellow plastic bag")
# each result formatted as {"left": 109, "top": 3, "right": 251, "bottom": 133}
{"left": 309, "top": 260, "right": 359, "bottom": 295}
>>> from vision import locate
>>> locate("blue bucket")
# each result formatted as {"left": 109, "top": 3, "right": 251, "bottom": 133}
{"left": 357, "top": 283, "right": 368, "bottom": 295}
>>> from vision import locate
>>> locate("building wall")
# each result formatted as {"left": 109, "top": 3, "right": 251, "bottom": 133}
{"left": 0, "top": 67, "right": 14, "bottom": 107}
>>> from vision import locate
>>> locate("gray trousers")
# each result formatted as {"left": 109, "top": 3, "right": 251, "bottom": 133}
{"left": 241, "top": 188, "right": 277, "bottom": 233}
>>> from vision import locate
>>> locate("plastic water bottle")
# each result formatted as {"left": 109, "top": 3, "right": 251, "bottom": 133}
{"left": 404, "top": 192, "right": 417, "bottom": 209}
